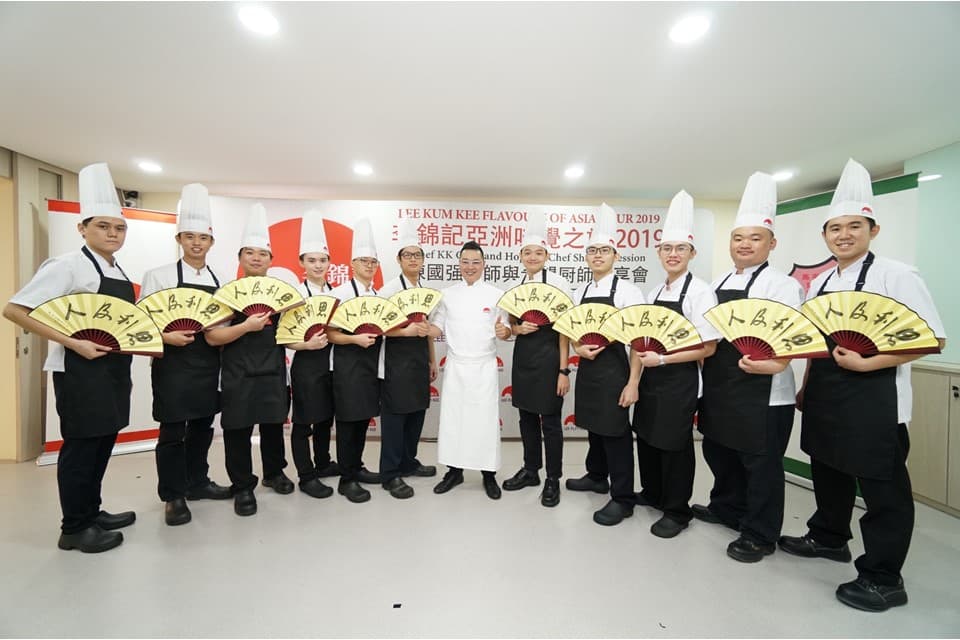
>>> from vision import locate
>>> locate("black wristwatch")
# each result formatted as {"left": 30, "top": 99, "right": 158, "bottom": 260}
{"left": 559, "top": 368, "right": 571, "bottom": 376}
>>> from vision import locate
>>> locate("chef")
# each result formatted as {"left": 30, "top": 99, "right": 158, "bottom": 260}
{"left": 632, "top": 190, "right": 719, "bottom": 538}
{"left": 140, "top": 183, "right": 231, "bottom": 527}
{"left": 3, "top": 163, "right": 136, "bottom": 553}
{"left": 781, "top": 159, "right": 946, "bottom": 612}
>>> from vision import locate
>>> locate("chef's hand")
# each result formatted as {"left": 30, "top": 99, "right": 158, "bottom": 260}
{"left": 242, "top": 312, "right": 270, "bottom": 332}
{"left": 637, "top": 351, "right": 661, "bottom": 368}
{"left": 575, "top": 343, "right": 604, "bottom": 360}
{"left": 832, "top": 346, "right": 871, "bottom": 372}
{"left": 413, "top": 321, "right": 431, "bottom": 338}
{"left": 738, "top": 355, "right": 788, "bottom": 375}
{"left": 353, "top": 333, "right": 378, "bottom": 348}
{"left": 494, "top": 319, "right": 511, "bottom": 340}
{"left": 618, "top": 383, "right": 639, "bottom": 407}
{"left": 305, "top": 331, "right": 328, "bottom": 350}
{"left": 162, "top": 330, "right": 196, "bottom": 347}
{"left": 515, "top": 321, "right": 539, "bottom": 336}
{"left": 69, "top": 338, "right": 111, "bottom": 360}
{"left": 429, "top": 361, "right": 438, "bottom": 382}
{"left": 557, "top": 373, "right": 570, "bottom": 397}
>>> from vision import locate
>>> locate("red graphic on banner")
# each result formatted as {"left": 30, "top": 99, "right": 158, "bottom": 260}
{"left": 439, "top": 356, "right": 446, "bottom": 369}
{"left": 562, "top": 414, "right": 579, "bottom": 431}
{"left": 496, "top": 356, "right": 504, "bottom": 370}
{"left": 429, "top": 385, "right": 440, "bottom": 402}
{"left": 500, "top": 385, "right": 512, "bottom": 402}
{"left": 568, "top": 355, "right": 580, "bottom": 371}
{"left": 789, "top": 257, "right": 837, "bottom": 296}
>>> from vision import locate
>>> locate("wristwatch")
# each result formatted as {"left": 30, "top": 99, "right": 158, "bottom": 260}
{"left": 559, "top": 367, "right": 571, "bottom": 376}
{"left": 658, "top": 354, "right": 666, "bottom": 367}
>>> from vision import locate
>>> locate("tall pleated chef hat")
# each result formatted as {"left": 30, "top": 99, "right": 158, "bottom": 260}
{"left": 659, "top": 190, "right": 696, "bottom": 247}
{"left": 733, "top": 172, "right": 777, "bottom": 233}
{"left": 520, "top": 211, "right": 549, "bottom": 251}
{"left": 79, "top": 162, "right": 123, "bottom": 220}
{"left": 240, "top": 203, "right": 271, "bottom": 252}
{"left": 177, "top": 183, "right": 213, "bottom": 236}
{"left": 826, "top": 158, "right": 876, "bottom": 226}
{"left": 588, "top": 203, "right": 618, "bottom": 249}
{"left": 351, "top": 217, "right": 378, "bottom": 260}
{"left": 396, "top": 216, "right": 421, "bottom": 250}
{"left": 299, "top": 209, "right": 330, "bottom": 257}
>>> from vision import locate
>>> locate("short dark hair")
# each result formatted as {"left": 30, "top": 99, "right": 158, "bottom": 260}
{"left": 81, "top": 217, "right": 93, "bottom": 226}
{"left": 457, "top": 240, "right": 484, "bottom": 258}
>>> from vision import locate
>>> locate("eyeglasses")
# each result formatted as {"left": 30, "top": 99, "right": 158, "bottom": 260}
{"left": 585, "top": 246, "right": 614, "bottom": 256}
{"left": 354, "top": 258, "right": 379, "bottom": 267}
{"left": 659, "top": 244, "right": 692, "bottom": 255}
{"left": 400, "top": 251, "right": 424, "bottom": 260}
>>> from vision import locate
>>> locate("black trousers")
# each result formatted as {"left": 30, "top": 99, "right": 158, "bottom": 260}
{"left": 445, "top": 466, "right": 496, "bottom": 480}
{"left": 636, "top": 436, "right": 695, "bottom": 523}
{"left": 806, "top": 423, "right": 914, "bottom": 586}
{"left": 380, "top": 410, "right": 426, "bottom": 483}
{"left": 702, "top": 404, "right": 794, "bottom": 544}
{"left": 57, "top": 433, "right": 118, "bottom": 534}
{"left": 222, "top": 424, "right": 287, "bottom": 492}
{"left": 518, "top": 409, "right": 563, "bottom": 479}
{"left": 582, "top": 429, "right": 635, "bottom": 507}
{"left": 335, "top": 420, "right": 370, "bottom": 483}
{"left": 291, "top": 418, "right": 334, "bottom": 482}
{"left": 155, "top": 416, "right": 216, "bottom": 501}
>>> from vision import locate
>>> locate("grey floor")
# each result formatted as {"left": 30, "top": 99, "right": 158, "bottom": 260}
{"left": 1, "top": 439, "right": 958, "bottom": 638}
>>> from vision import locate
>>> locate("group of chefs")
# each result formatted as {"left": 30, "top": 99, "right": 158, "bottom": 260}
{"left": 3, "top": 158, "right": 945, "bottom": 613}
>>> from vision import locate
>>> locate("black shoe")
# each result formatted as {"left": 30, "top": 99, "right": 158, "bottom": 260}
{"left": 634, "top": 492, "right": 657, "bottom": 507}
{"left": 836, "top": 577, "right": 908, "bottom": 612}
{"left": 338, "top": 480, "right": 371, "bottom": 503}
{"left": 727, "top": 536, "right": 775, "bottom": 563}
{"left": 690, "top": 503, "right": 722, "bottom": 524}
{"left": 383, "top": 477, "right": 415, "bottom": 499}
{"left": 434, "top": 471, "right": 464, "bottom": 494}
{"left": 401, "top": 464, "right": 437, "bottom": 478}
{"left": 778, "top": 534, "right": 852, "bottom": 563}
{"left": 483, "top": 474, "right": 502, "bottom": 500}
{"left": 317, "top": 460, "right": 341, "bottom": 478}
{"left": 541, "top": 478, "right": 560, "bottom": 507}
{"left": 164, "top": 498, "right": 192, "bottom": 526}
{"left": 299, "top": 478, "right": 334, "bottom": 499}
{"left": 356, "top": 467, "right": 382, "bottom": 484}
{"left": 262, "top": 471, "right": 295, "bottom": 495}
{"left": 651, "top": 516, "right": 689, "bottom": 538}
{"left": 94, "top": 510, "right": 136, "bottom": 530}
{"left": 593, "top": 500, "right": 633, "bottom": 526}
{"left": 565, "top": 474, "right": 609, "bottom": 494}
{"left": 234, "top": 489, "right": 257, "bottom": 516}
{"left": 57, "top": 525, "right": 123, "bottom": 553}
{"left": 502, "top": 468, "right": 541, "bottom": 491}
{"left": 185, "top": 480, "right": 232, "bottom": 501}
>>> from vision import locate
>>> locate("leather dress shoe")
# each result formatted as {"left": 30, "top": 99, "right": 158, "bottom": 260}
{"left": 185, "top": 480, "right": 231, "bottom": 501}
{"left": 727, "top": 536, "right": 775, "bottom": 563}
{"left": 356, "top": 467, "right": 382, "bottom": 484}
{"left": 402, "top": 464, "right": 437, "bottom": 478}
{"left": 58, "top": 525, "right": 123, "bottom": 553}
{"left": 634, "top": 492, "right": 657, "bottom": 507}
{"left": 164, "top": 498, "right": 192, "bottom": 526}
{"left": 502, "top": 468, "right": 541, "bottom": 491}
{"left": 565, "top": 474, "right": 610, "bottom": 494}
{"left": 383, "top": 477, "right": 415, "bottom": 499}
{"left": 262, "top": 471, "right": 295, "bottom": 495}
{"left": 691, "top": 503, "right": 723, "bottom": 524}
{"left": 433, "top": 471, "right": 464, "bottom": 494}
{"left": 836, "top": 577, "right": 908, "bottom": 612}
{"left": 483, "top": 474, "right": 502, "bottom": 500}
{"left": 317, "top": 460, "right": 341, "bottom": 478}
{"left": 593, "top": 500, "right": 633, "bottom": 526}
{"left": 778, "top": 534, "right": 852, "bottom": 563}
{"left": 94, "top": 510, "right": 136, "bottom": 530}
{"left": 541, "top": 478, "right": 560, "bottom": 507}
{"left": 651, "top": 516, "right": 689, "bottom": 538}
{"left": 234, "top": 489, "right": 257, "bottom": 516}
{"left": 338, "top": 480, "right": 371, "bottom": 503}
{"left": 299, "top": 478, "right": 334, "bottom": 499}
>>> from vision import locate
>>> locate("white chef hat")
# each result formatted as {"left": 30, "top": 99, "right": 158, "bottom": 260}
{"left": 177, "top": 183, "right": 213, "bottom": 236}
{"left": 659, "top": 190, "right": 696, "bottom": 247}
{"left": 299, "top": 208, "right": 330, "bottom": 257}
{"left": 240, "top": 203, "right": 271, "bottom": 253}
{"left": 587, "top": 202, "right": 618, "bottom": 249}
{"left": 825, "top": 158, "right": 876, "bottom": 226}
{"left": 351, "top": 217, "right": 378, "bottom": 260}
{"left": 520, "top": 211, "right": 549, "bottom": 251}
{"left": 733, "top": 172, "right": 777, "bottom": 234}
{"left": 79, "top": 163, "right": 123, "bottom": 220}
{"left": 396, "top": 217, "right": 421, "bottom": 251}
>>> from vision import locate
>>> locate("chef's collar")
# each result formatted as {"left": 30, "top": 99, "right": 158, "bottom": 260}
{"left": 663, "top": 270, "right": 689, "bottom": 291}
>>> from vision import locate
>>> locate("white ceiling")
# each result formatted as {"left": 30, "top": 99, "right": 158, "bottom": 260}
{"left": 1, "top": 1, "right": 958, "bottom": 202}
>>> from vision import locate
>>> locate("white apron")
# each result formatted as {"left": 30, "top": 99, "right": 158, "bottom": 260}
{"left": 437, "top": 352, "right": 501, "bottom": 471}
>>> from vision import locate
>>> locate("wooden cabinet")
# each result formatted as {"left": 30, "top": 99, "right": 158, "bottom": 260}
{"left": 909, "top": 364, "right": 960, "bottom": 516}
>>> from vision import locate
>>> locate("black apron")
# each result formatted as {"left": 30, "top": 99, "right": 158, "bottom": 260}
{"left": 55, "top": 247, "right": 134, "bottom": 438}
{"left": 511, "top": 270, "right": 564, "bottom": 416}
{"left": 220, "top": 291, "right": 289, "bottom": 429}
{"left": 573, "top": 277, "right": 630, "bottom": 437}
{"left": 332, "top": 279, "right": 383, "bottom": 422}
{"left": 699, "top": 264, "right": 774, "bottom": 454}
{"left": 801, "top": 252, "right": 899, "bottom": 480}
{"left": 290, "top": 280, "right": 336, "bottom": 424}
{"left": 150, "top": 260, "right": 222, "bottom": 422}
{"left": 382, "top": 275, "right": 430, "bottom": 415}
{"left": 633, "top": 273, "right": 700, "bottom": 451}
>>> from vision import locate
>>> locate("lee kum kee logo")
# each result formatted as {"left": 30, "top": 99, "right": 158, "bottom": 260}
{"left": 500, "top": 385, "right": 512, "bottom": 402}
{"left": 563, "top": 414, "right": 578, "bottom": 431}
{"left": 567, "top": 355, "right": 580, "bottom": 371}
{"left": 430, "top": 385, "right": 440, "bottom": 402}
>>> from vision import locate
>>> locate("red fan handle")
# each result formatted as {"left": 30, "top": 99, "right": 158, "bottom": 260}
{"left": 304, "top": 324, "right": 327, "bottom": 341}
{"left": 829, "top": 331, "right": 878, "bottom": 356}
{"left": 520, "top": 310, "right": 551, "bottom": 326}
{"left": 631, "top": 337, "right": 667, "bottom": 355}
{"left": 354, "top": 323, "right": 384, "bottom": 336}
{"left": 163, "top": 318, "right": 203, "bottom": 333}
{"left": 730, "top": 336, "right": 777, "bottom": 360}
{"left": 71, "top": 328, "right": 120, "bottom": 352}
{"left": 579, "top": 332, "right": 610, "bottom": 348}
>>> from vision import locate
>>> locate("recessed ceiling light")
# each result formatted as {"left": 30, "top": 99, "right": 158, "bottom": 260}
{"left": 772, "top": 170, "right": 794, "bottom": 182}
{"left": 564, "top": 165, "right": 585, "bottom": 180}
{"left": 353, "top": 162, "right": 374, "bottom": 176}
{"left": 669, "top": 15, "right": 710, "bottom": 44}
{"left": 138, "top": 160, "right": 162, "bottom": 173}
{"left": 239, "top": 6, "right": 279, "bottom": 36}
{"left": 918, "top": 174, "right": 942, "bottom": 182}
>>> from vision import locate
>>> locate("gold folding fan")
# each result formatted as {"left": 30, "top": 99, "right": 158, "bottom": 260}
{"left": 137, "top": 287, "right": 235, "bottom": 333}
{"left": 601, "top": 305, "right": 703, "bottom": 354}
{"left": 275, "top": 295, "right": 340, "bottom": 345}
{"left": 497, "top": 283, "right": 574, "bottom": 326}
{"left": 387, "top": 287, "right": 443, "bottom": 322}
{"left": 29, "top": 293, "right": 164, "bottom": 356}
{"left": 213, "top": 276, "right": 304, "bottom": 316}
{"left": 330, "top": 296, "right": 407, "bottom": 335}
{"left": 552, "top": 303, "right": 619, "bottom": 347}
{"left": 801, "top": 291, "right": 941, "bottom": 356}
{"left": 705, "top": 298, "right": 830, "bottom": 360}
